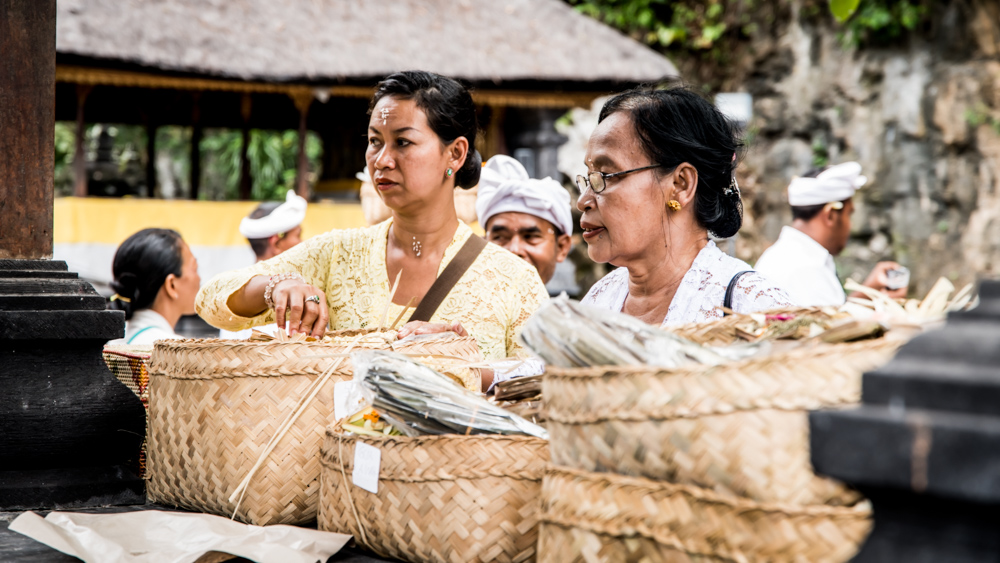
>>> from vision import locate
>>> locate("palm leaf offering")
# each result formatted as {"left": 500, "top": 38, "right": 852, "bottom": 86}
{"left": 351, "top": 350, "right": 548, "bottom": 439}
{"left": 519, "top": 296, "right": 763, "bottom": 369}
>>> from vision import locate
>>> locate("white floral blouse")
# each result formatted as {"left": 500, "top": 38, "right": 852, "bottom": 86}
{"left": 582, "top": 241, "right": 792, "bottom": 327}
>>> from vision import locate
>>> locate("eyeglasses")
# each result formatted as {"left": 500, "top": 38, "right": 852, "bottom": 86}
{"left": 575, "top": 164, "right": 662, "bottom": 196}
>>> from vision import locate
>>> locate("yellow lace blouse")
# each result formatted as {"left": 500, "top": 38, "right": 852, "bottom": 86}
{"left": 195, "top": 219, "right": 549, "bottom": 360}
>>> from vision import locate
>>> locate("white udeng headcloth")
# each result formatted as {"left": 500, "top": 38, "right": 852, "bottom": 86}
{"left": 238, "top": 190, "right": 308, "bottom": 239}
{"left": 787, "top": 161, "right": 868, "bottom": 206}
{"left": 475, "top": 155, "right": 574, "bottom": 236}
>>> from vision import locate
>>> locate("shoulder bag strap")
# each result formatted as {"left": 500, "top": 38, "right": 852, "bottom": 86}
{"left": 723, "top": 270, "right": 753, "bottom": 314}
{"left": 407, "top": 234, "right": 488, "bottom": 323}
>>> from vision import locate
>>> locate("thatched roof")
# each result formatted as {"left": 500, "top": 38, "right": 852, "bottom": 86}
{"left": 56, "top": 0, "right": 677, "bottom": 85}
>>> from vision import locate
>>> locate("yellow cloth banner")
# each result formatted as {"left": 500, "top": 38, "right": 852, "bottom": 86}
{"left": 54, "top": 197, "right": 369, "bottom": 247}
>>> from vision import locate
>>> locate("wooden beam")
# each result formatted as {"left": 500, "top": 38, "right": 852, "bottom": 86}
{"left": 145, "top": 121, "right": 156, "bottom": 198}
{"left": 291, "top": 91, "right": 313, "bottom": 199}
{"left": 0, "top": 0, "right": 56, "bottom": 258}
{"left": 72, "top": 85, "right": 92, "bottom": 198}
{"left": 189, "top": 93, "right": 202, "bottom": 200}
{"left": 238, "top": 93, "right": 253, "bottom": 200}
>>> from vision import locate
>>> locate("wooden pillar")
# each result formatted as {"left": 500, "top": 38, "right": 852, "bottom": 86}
{"left": 238, "top": 93, "right": 253, "bottom": 200}
{"left": 72, "top": 85, "right": 92, "bottom": 198}
{"left": 0, "top": 0, "right": 56, "bottom": 258}
{"left": 189, "top": 93, "right": 202, "bottom": 200}
{"left": 145, "top": 121, "right": 157, "bottom": 198}
{"left": 291, "top": 89, "right": 313, "bottom": 199}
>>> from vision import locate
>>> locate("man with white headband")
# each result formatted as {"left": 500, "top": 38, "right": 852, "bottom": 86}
{"left": 475, "top": 155, "right": 572, "bottom": 284}
{"left": 221, "top": 191, "right": 307, "bottom": 338}
{"left": 755, "top": 162, "right": 906, "bottom": 306}
{"left": 239, "top": 190, "right": 307, "bottom": 262}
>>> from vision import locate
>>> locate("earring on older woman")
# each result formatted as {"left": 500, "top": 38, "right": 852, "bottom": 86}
{"left": 667, "top": 200, "right": 682, "bottom": 211}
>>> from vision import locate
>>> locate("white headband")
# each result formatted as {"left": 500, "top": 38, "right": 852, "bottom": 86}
{"left": 787, "top": 161, "right": 868, "bottom": 206}
{"left": 476, "top": 155, "right": 574, "bottom": 236}
{"left": 239, "top": 190, "right": 307, "bottom": 239}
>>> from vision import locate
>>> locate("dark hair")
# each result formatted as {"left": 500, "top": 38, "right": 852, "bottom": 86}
{"left": 789, "top": 166, "right": 847, "bottom": 221}
{"left": 245, "top": 201, "right": 282, "bottom": 258}
{"left": 109, "top": 228, "right": 184, "bottom": 320}
{"left": 598, "top": 86, "right": 745, "bottom": 238}
{"left": 369, "top": 71, "right": 482, "bottom": 189}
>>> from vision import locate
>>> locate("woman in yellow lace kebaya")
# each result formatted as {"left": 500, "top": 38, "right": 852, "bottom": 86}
{"left": 196, "top": 71, "right": 549, "bottom": 383}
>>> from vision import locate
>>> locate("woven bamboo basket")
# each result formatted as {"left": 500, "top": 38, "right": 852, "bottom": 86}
{"left": 543, "top": 339, "right": 901, "bottom": 505}
{"left": 103, "top": 344, "right": 154, "bottom": 477}
{"left": 538, "top": 465, "right": 872, "bottom": 563}
{"left": 319, "top": 432, "right": 548, "bottom": 563}
{"left": 146, "top": 331, "right": 483, "bottom": 525}
{"left": 670, "top": 307, "right": 839, "bottom": 346}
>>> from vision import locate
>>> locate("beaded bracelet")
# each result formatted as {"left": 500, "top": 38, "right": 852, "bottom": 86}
{"left": 263, "top": 273, "right": 306, "bottom": 310}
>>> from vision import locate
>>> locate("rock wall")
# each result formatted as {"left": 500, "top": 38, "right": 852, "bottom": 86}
{"left": 725, "top": 0, "right": 1000, "bottom": 295}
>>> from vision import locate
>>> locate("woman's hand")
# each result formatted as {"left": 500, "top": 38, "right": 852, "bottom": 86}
{"left": 272, "top": 279, "right": 329, "bottom": 337}
{"left": 396, "top": 320, "right": 468, "bottom": 339}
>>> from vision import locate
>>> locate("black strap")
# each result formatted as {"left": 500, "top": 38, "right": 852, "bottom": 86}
{"left": 723, "top": 270, "right": 753, "bottom": 314}
{"left": 407, "top": 234, "right": 488, "bottom": 323}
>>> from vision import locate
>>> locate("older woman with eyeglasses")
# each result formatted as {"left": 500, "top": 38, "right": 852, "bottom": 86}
{"left": 576, "top": 86, "right": 791, "bottom": 326}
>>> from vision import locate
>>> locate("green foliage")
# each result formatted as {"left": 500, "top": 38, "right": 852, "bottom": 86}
{"left": 829, "top": 0, "right": 861, "bottom": 22}
{"left": 199, "top": 129, "right": 322, "bottom": 201}
{"left": 566, "top": 0, "right": 931, "bottom": 56}
{"left": 964, "top": 104, "right": 1000, "bottom": 135}
{"left": 568, "top": 0, "right": 741, "bottom": 51}
{"left": 837, "top": 0, "right": 928, "bottom": 47}
{"left": 52, "top": 124, "right": 322, "bottom": 201}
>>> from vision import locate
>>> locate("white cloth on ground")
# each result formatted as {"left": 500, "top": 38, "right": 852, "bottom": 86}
{"left": 787, "top": 161, "right": 867, "bottom": 206}
{"left": 581, "top": 241, "right": 792, "bottom": 326}
{"left": 238, "top": 190, "right": 307, "bottom": 239}
{"left": 8, "top": 510, "right": 350, "bottom": 563}
{"left": 476, "top": 155, "right": 574, "bottom": 236}
{"left": 754, "top": 226, "right": 847, "bottom": 306}
{"left": 107, "top": 309, "right": 181, "bottom": 346}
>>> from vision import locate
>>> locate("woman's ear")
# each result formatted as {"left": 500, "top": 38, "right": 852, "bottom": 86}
{"left": 163, "top": 273, "right": 179, "bottom": 301}
{"left": 446, "top": 136, "right": 469, "bottom": 171}
{"left": 670, "top": 162, "right": 699, "bottom": 207}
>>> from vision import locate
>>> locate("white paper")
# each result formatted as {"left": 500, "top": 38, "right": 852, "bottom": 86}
{"left": 333, "top": 379, "right": 367, "bottom": 422}
{"left": 352, "top": 442, "right": 381, "bottom": 494}
{"left": 9, "top": 510, "right": 352, "bottom": 563}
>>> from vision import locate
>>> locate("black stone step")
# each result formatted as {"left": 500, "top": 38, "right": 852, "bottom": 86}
{"left": 0, "top": 278, "right": 99, "bottom": 295}
{"left": 0, "top": 260, "right": 67, "bottom": 272}
{"left": 0, "top": 270, "right": 78, "bottom": 279}
{"left": 0, "top": 295, "right": 107, "bottom": 311}
{"left": 0, "top": 310, "right": 124, "bottom": 340}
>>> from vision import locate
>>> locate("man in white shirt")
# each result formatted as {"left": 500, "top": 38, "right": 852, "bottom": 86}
{"left": 475, "top": 155, "right": 573, "bottom": 284}
{"left": 219, "top": 191, "right": 307, "bottom": 338}
{"left": 755, "top": 162, "right": 906, "bottom": 307}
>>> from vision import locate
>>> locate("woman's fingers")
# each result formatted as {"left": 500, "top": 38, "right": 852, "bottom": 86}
{"left": 311, "top": 297, "right": 330, "bottom": 338}
{"left": 396, "top": 320, "right": 467, "bottom": 338}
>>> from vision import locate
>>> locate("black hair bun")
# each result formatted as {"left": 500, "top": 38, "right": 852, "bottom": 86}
{"left": 456, "top": 150, "right": 482, "bottom": 190}
{"left": 707, "top": 191, "right": 743, "bottom": 239}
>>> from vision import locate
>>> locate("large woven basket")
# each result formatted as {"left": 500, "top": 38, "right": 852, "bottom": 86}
{"left": 319, "top": 432, "right": 548, "bottom": 563}
{"left": 146, "top": 331, "right": 483, "bottom": 525}
{"left": 103, "top": 344, "right": 154, "bottom": 477}
{"left": 543, "top": 339, "right": 901, "bottom": 505}
{"left": 538, "top": 465, "right": 872, "bottom": 563}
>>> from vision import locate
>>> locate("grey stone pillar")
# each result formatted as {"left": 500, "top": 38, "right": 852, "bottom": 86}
{"left": 810, "top": 280, "right": 1000, "bottom": 561}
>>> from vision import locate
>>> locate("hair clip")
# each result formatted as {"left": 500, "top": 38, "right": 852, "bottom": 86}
{"left": 725, "top": 175, "right": 741, "bottom": 197}
{"left": 110, "top": 294, "right": 131, "bottom": 303}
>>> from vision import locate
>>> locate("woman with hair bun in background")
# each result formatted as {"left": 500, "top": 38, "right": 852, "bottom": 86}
{"left": 196, "top": 71, "right": 548, "bottom": 389}
{"left": 577, "top": 86, "right": 791, "bottom": 326}
{"left": 108, "top": 228, "right": 201, "bottom": 345}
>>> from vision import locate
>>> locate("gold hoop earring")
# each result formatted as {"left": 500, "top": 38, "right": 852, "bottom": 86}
{"left": 667, "top": 200, "right": 682, "bottom": 212}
